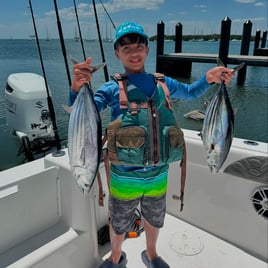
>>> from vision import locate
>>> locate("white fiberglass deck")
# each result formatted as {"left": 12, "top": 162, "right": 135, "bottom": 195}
{"left": 102, "top": 213, "right": 267, "bottom": 268}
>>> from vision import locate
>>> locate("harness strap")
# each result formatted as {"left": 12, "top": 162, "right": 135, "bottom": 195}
{"left": 179, "top": 142, "right": 187, "bottom": 211}
{"left": 154, "top": 73, "right": 173, "bottom": 110}
{"left": 114, "top": 73, "right": 129, "bottom": 109}
{"left": 115, "top": 72, "right": 173, "bottom": 111}
{"left": 112, "top": 73, "right": 187, "bottom": 211}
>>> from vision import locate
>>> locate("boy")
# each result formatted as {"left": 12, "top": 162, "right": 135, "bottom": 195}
{"left": 70, "top": 22, "right": 234, "bottom": 268}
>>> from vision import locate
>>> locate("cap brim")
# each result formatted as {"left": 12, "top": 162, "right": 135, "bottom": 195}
{"left": 114, "top": 31, "right": 148, "bottom": 44}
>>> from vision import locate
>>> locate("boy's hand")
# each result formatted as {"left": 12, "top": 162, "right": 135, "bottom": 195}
{"left": 71, "top": 57, "right": 93, "bottom": 92}
{"left": 206, "top": 66, "right": 235, "bottom": 85}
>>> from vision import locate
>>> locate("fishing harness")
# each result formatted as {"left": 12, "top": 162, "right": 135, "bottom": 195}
{"left": 106, "top": 73, "right": 187, "bottom": 211}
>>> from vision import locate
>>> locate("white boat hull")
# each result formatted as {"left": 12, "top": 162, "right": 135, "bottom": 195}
{"left": 0, "top": 129, "right": 267, "bottom": 267}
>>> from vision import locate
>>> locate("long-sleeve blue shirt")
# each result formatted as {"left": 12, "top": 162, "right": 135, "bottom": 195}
{"left": 68, "top": 72, "right": 210, "bottom": 121}
{"left": 68, "top": 72, "right": 211, "bottom": 172}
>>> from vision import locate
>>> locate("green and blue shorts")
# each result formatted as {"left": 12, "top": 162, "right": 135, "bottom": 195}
{"left": 109, "top": 164, "right": 169, "bottom": 235}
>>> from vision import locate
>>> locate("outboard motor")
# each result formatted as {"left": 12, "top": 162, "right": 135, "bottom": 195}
{"left": 5, "top": 73, "right": 55, "bottom": 160}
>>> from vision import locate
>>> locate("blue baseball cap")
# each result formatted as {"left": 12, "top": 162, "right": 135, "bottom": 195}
{"left": 114, "top": 22, "right": 148, "bottom": 44}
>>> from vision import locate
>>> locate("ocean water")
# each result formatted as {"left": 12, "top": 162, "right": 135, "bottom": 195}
{"left": 0, "top": 39, "right": 267, "bottom": 171}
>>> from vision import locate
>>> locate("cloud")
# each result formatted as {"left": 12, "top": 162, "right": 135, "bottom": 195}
{"left": 234, "top": 0, "right": 256, "bottom": 3}
{"left": 255, "top": 2, "right": 265, "bottom": 6}
{"left": 232, "top": 17, "right": 266, "bottom": 24}
{"left": 193, "top": 4, "right": 207, "bottom": 8}
{"left": 103, "top": 0, "right": 165, "bottom": 12}
{"left": 45, "top": 0, "right": 165, "bottom": 21}
{"left": 193, "top": 4, "right": 207, "bottom": 12}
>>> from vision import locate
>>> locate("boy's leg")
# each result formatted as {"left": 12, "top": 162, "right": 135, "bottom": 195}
{"left": 107, "top": 225, "right": 125, "bottom": 264}
{"left": 144, "top": 218, "right": 160, "bottom": 261}
{"left": 106, "top": 195, "right": 140, "bottom": 264}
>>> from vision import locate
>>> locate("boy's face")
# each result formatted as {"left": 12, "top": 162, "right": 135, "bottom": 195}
{"left": 114, "top": 35, "right": 149, "bottom": 74}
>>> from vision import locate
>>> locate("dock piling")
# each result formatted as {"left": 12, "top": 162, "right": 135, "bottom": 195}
{"left": 254, "top": 29, "right": 261, "bottom": 53}
{"left": 175, "top": 23, "right": 183, "bottom": 53}
{"left": 254, "top": 30, "right": 268, "bottom": 56}
{"left": 237, "top": 20, "right": 252, "bottom": 84}
{"left": 218, "top": 16, "right": 231, "bottom": 66}
{"left": 156, "top": 21, "right": 165, "bottom": 72}
{"left": 261, "top": 31, "right": 267, "bottom": 48}
{"left": 155, "top": 18, "right": 268, "bottom": 82}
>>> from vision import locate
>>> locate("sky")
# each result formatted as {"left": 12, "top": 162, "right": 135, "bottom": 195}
{"left": 0, "top": 0, "right": 267, "bottom": 39}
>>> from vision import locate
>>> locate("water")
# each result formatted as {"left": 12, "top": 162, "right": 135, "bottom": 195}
{"left": 0, "top": 39, "right": 267, "bottom": 171}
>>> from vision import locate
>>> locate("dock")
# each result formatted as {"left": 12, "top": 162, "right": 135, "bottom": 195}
{"left": 156, "top": 17, "right": 268, "bottom": 84}
{"left": 158, "top": 53, "right": 268, "bottom": 67}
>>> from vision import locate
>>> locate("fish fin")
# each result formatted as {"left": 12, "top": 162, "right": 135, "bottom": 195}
{"left": 62, "top": 104, "right": 72, "bottom": 113}
{"left": 217, "top": 57, "right": 225, "bottom": 66}
{"left": 80, "top": 147, "right": 86, "bottom": 166}
{"left": 233, "top": 107, "right": 238, "bottom": 116}
{"left": 70, "top": 55, "right": 79, "bottom": 65}
{"left": 232, "top": 62, "right": 245, "bottom": 72}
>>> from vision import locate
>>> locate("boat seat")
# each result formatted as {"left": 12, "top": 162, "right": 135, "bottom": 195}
{"left": 0, "top": 166, "right": 61, "bottom": 256}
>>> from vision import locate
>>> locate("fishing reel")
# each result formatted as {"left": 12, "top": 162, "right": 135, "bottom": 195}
{"left": 125, "top": 208, "right": 144, "bottom": 239}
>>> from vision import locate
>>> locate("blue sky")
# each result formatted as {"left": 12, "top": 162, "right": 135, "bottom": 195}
{"left": 0, "top": 0, "right": 267, "bottom": 39}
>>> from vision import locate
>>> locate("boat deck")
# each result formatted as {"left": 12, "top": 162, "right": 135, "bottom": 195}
{"left": 102, "top": 213, "right": 267, "bottom": 268}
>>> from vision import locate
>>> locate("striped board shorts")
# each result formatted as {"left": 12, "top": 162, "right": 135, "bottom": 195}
{"left": 109, "top": 164, "right": 169, "bottom": 234}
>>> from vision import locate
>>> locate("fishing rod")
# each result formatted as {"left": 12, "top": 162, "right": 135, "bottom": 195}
{"left": 28, "top": 0, "right": 64, "bottom": 156}
{"left": 73, "top": 0, "right": 94, "bottom": 88}
{"left": 99, "top": 0, "right": 116, "bottom": 30}
{"left": 73, "top": 0, "right": 86, "bottom": 60}
{"left": 92, "top": 0, "right": 109, "bottom": 82}
{"left": 53, "top": 0, "right": 72, "bottom": 87}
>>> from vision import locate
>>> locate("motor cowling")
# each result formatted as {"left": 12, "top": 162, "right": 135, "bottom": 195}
{"left": 5, "top": 73, "right": 54, "bottom": 141}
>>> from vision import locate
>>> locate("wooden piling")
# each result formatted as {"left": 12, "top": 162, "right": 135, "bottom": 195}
{"left": 261, "top": 31, "right": 267, "bottom": 48}
{"left": 156, "top": 21, "right": 165, "bottom": 73}
{"left": 155, "top": 18, "right": 268, "bottom": 82}
{"left": 174, "top": 22, "right": 192, "bottom": 76}
{"left": 156, "top": 21, "right": 191, "bottom": 77}
{"left": 237, "top": 20, "right": 252, "bottom": 85}
{"left": 175, "top": 23, "right": 183, "bottom": 53}
{"left": 254, "top": 30, "right": 268, "bottom": 56}
{"left": 254, "top": 30, "right": 261, "bottom": 55}
{"left": 218, "top": 16, "right": 231, "bottom": 66}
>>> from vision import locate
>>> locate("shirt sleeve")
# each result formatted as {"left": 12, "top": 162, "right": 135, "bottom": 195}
{"left": 166, "top": 75, "right": 211, "bottom": 100}
{"left": 67, "top": 81, "right": 115, "bottom": 111}
{"left": 68, "top": 89, "right": 78, "bottom": 106}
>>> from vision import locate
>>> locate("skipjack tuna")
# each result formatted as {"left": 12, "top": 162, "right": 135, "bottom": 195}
{"left": 67, "top": 83, "right": 102, "bottom": 192}
{"left": 201, "top": 59, "right": 244, "bottom": 172}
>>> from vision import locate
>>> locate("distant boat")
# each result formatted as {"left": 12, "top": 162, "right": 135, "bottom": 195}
{"left": 29, "top": 34, "right": 36, "bottom": 40}
{"left": 74, "top": 27, "right": 80, "bottom": 42}
{"left": 192, "top": 38, "right": 205, "bottom": 42}
{"left": 103, "top": 22, "right": 113, "bottom": 42}
{"left": 103, "top": 38, "right": 113, "bottom": 42}
{"left": 45, "top": 25, "right": 50, "bottom": 41}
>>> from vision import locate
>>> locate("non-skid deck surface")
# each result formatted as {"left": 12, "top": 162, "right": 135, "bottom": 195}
{"left": 102, "top": 213, "right": 267, "bottom": 268}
